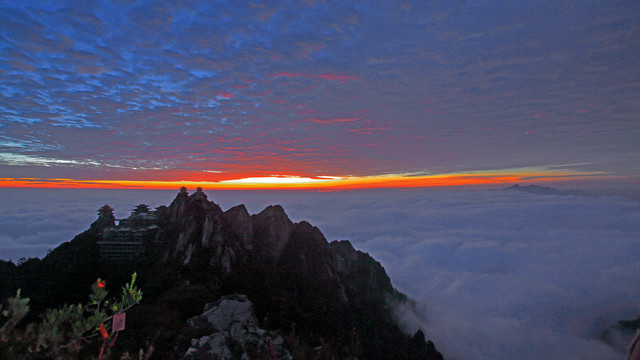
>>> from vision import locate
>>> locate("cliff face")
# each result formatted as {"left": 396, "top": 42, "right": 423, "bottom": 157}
{"left": 252, "top": 205, "right": 292, "bottom": 260}
{"left": 154, "top": 188, "right": 443, "bottom": 360}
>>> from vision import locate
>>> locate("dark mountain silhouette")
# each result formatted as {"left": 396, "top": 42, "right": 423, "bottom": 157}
{"left": 0, "top": 187, "right": 443, "bottom": 359}
{"left": 502, "top": 184, "right": 589, "bottom": 196}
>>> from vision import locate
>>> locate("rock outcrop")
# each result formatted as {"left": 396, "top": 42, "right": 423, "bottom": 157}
{"left": 184, "top": 294, "right": 291, "bottom": 360}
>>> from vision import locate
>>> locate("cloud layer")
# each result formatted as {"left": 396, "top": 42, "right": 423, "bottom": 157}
{"left": 2, "top": 187, "right": 639, "bottom": 359}
{"left": 283, "top": 189, "right": 640, "bottom": 360}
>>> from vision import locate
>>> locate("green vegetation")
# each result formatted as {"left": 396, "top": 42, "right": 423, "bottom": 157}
{"left": 0, "top": 273, "right": 142, "bottom": 359}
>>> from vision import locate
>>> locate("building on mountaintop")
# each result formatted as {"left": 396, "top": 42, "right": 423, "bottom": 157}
{"left": 97, "top": 204, "right": 160, "bottom": 262}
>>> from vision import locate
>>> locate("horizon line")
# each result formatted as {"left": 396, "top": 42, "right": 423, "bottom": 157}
{"left": 0, "top": 168, "right": 609, "bottom": 190}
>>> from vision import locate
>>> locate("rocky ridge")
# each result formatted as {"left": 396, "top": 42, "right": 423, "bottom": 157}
{"left": 154, "top": 187, "right": 442, "bottom": 359}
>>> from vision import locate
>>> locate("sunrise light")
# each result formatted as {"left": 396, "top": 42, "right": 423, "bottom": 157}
{"left": 0, "top": 168, "right": 605, "bottom": 190}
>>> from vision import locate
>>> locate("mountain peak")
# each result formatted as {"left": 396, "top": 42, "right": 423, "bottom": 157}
{"left": 251, "top": 204, "right": 292, "bottom": 260}
{"left": 189, "top": 186, "right": 207, "bottom": 201}
{"left": 90, "top": 204, "right": 116, "bottom": 232}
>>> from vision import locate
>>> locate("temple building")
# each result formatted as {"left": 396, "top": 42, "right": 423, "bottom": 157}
{"left": 97, "top": 204, "right": 159, "bottom": 262}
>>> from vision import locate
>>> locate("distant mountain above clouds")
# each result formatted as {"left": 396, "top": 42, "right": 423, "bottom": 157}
{"left": 502, "top": 184, "right": 590, "bottom": 197}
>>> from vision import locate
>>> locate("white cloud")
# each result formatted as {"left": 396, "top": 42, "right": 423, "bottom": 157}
{"left": 0, "top": 188, "right": 638, "bottom": 360}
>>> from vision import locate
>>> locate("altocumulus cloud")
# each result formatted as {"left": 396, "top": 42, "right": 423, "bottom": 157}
{"left": 1, "top": 188, "right": 639, "bottom": 360}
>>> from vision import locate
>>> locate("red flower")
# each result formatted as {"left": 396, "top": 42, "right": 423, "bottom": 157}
{"left": 99, "top": 323, "right": 108, "bottom": 339}
{"left": 97, "top": 279, "right": 106, "bottom": 288}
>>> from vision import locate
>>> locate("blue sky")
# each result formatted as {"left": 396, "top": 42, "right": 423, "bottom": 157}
{"left": 0, "top": 0, "right": 639, "bottom": 188}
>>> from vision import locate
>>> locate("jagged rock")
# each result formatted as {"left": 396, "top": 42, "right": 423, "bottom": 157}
{"left": 252, "top": 205, "right": 292, "bottom": 259}
{"left": 91, "top": 204, "right": 116, "bottom": 232}
{"left": 224, "top": 205, "right": 253, "bottom": 250}
{"left": 166, "top": 188, "right": 226, "bottom": 263}
{"left": 200, "top": 202, "right": 225, "bottom": 249}
{"left": 184, "top": 294, "right": 292, "bottom": 360}
{"left": 169, "top": 187, "right": 190, "bottom": 224}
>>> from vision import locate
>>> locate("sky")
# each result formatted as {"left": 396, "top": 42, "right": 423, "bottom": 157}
{"left": 0, "top": 0, "right": 639, "bottom": 190}
{"left": 1, "top": 187, "right": 638, "bottom": 360}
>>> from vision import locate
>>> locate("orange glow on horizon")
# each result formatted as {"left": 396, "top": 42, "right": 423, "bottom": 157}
{"left": 0, "top": 169, "right": 606, "bottom": 190}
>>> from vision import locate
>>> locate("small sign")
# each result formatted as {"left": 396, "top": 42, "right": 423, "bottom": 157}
{"left": 112, "top": 313, "right": 126, "bottom": 332}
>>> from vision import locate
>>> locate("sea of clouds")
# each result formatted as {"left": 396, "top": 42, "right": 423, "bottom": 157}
{"left": 1, "top": 187, "right": 639, "bottom": 360}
